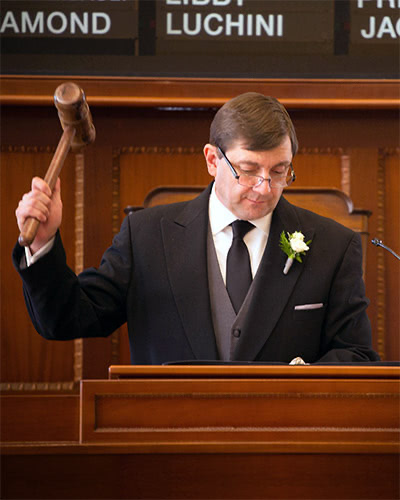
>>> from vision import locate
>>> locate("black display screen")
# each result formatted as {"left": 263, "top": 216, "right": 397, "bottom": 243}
{"left": 1, "top": 0, "right": 398, "bottom": 78}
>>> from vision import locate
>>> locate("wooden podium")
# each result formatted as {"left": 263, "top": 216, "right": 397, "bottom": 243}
{"left": 3, "top": 365, "right": 400, "bottom": 499}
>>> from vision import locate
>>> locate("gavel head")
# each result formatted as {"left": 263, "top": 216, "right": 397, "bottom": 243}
{"left": 54, "top": 82, "right": 96, "bottom": 152}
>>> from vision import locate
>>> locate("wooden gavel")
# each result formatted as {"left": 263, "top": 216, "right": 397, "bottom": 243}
{"left": 18, "top": 82, "right": 96, "bottom": 247}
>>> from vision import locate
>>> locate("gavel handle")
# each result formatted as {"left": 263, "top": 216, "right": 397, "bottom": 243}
{"left": 18, "top": 126, "right": 76, "bottom": 247}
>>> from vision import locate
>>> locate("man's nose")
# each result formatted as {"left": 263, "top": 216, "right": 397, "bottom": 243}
{"left": 253, "top": 178, "right": 272, "bottom": 194}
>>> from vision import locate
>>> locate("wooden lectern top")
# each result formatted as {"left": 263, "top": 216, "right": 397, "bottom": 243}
{"left": 108, "top": 364, "right": 400, "bottom": 380}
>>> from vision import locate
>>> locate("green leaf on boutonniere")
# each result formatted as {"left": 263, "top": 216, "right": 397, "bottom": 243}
{"left": 279, "top": 231, "right": 295, "bottom": 259}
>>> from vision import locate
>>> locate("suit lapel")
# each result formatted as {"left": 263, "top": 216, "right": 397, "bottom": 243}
{"left": 161, "top": 185, "right": 218, "bottom": 360}
{"left": 233, "top": 196, "right": 315, "bottom": 361}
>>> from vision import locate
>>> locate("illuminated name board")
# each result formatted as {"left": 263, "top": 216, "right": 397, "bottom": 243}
{"left": 0, "top": 0, "right": 398, "bottom": 78}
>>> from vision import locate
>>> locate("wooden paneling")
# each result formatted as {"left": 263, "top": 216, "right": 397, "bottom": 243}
{"left": 1, "top": 395, "right": 79, "bottom": 442}
{"left": 1, "top": 79, "right": 399, "bottom": 396}
{"left": 1, "top": 151, "right": 76, "bottom": 385}
{"left": 2, "top": 366, "right": 400, "bottom": 500}
{"left": 292, "top": 151, "right": 344, "bottom": 189}
{"left": 384, "top": 151, "right": 400, "bottom": 361}
{"left": 3, "top": 451, "right": 398, "bottom": 499}
{"left": 119, "top": 148, "right": 211, "bottom": 210}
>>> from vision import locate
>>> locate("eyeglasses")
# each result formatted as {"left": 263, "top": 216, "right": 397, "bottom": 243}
{"left": 217, "top": 146, "right": 296, "bottom": 189}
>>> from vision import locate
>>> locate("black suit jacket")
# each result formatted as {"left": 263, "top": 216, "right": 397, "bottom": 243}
{"left": 13, "top": 184, "right": 379, "bottom": 364}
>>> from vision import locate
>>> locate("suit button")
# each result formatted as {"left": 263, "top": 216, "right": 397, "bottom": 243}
{"left": 232, "top": 329, "right": 241, "bottom": 338}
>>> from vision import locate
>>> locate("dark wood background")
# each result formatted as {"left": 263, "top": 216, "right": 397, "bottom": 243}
{"left": 1, "top": 77, "right": 399, "bottom": 410}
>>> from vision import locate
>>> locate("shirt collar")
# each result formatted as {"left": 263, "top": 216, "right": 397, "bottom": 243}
{"left": 209, "top": 183, "right": 273, "bottom": 236}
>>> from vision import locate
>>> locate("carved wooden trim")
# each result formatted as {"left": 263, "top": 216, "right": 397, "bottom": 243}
{"left": 112, "top": 148, "right": 122, "bottom": 236}
{"left": 381, "top": 148, "right": 400, "bottom": 156}
{"left": 297, "top": 147, "right": 345, "bottom": 155}
{"left": 0, "top": 382, "right": 75, "bottom": 392}
{"left": 376, "top": 151, "right": 386, "bottom": 360}
{"left": 119, "top": 146, "right": 347, "bottom": 156}
{"left": 119, "top": 146, "right": 203, "bottom": 155}
{"left": 118, "top": 146, "right": 348, "bottom": 156}
{"left": 109, "top": 148, "right": 123, "bottom": 365}
{"left": 97, "top": 391, "right": 399, "bottom": 401}
{"left": 0, "top": 145, "right": 56, "bottom": 154}
{"left": 93, "top": 426, "right": 398, "bottom": 433}
{"left": 340, "top": 154, "right": 351, "bottom": 197}
{"left": 74, "top": 153, "right": 85, "bottom": 274}
{"left": 73, "top": 153, "right": 85, "bottom": 383}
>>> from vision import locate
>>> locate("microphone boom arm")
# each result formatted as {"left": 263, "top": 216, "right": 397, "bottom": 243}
{"left": 371, "top": 238, "right": 400, "bottom": 261}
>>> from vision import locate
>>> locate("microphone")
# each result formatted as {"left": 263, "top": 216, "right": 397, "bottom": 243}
{"left": 371, "top": 238, "right": 400, "bottom": 261}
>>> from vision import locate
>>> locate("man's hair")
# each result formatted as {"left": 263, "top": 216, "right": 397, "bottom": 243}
{"left": 209, "top": 92, "right": 298, "bottom": 157}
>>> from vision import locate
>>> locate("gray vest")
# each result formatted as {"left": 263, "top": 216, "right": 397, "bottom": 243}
{"left": 207, "top": 226, "right": 257, "bottom": 361}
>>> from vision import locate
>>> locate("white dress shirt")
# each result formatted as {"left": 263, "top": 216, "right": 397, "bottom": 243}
{"left": 24, "top": 236, "right": 55, "bottom": 267}
{"left": 208, "top": 184, "right": 272, "bottom": 284}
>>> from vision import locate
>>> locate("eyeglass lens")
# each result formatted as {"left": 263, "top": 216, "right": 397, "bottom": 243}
{"left": 238, "top": 169, "right": 293, "bottom": 188}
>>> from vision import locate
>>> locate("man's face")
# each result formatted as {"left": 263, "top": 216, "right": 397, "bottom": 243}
{"left": 204, "top": 136, "right": 293, "bottom": 221}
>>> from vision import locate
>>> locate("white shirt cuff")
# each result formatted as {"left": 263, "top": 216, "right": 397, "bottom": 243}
{"left": 25, "top": 236, "right": 56, "bottom": 267}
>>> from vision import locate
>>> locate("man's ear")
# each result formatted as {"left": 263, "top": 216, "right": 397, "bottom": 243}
{"left": 203, "top": 144, "right": 218, "bottom": 177}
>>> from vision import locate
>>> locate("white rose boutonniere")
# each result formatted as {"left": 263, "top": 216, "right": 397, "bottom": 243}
{"left": 279, "top": 231, "right": 312, "bottom": 275}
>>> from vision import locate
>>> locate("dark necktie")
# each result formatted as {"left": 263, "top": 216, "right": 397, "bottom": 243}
{"left": 226, "top": 220, "right": 255, "bottom": 314}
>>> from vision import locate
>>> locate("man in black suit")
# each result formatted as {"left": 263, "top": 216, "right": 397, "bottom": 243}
{"left": 14, "top": 93, "right": 379, "bottom": 364}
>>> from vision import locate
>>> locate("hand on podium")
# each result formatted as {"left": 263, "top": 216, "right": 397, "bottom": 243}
{"left": 289, "top": 357, "right": 310, "bottom": 365}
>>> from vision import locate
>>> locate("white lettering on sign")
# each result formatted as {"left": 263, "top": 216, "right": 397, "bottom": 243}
{"left": 204, "top": 13, "right": 223, "bottom": 35}
{"left": 71, "top": 12, "right": 89, "bottom": 34}
{"left": 166, "top": 0, "right": 244, "bottom": 5}
{"left": 21, "top": 11, "right": 44, "bottom": 33}
{"left": 0, "top": 11, "right": 111, "bottom": 35}
{"left": 357, "top": 0, "right": 400, "bottom": 7}
{"left": 164, "top": 0, "right": 283, "bottom": 38}
{"left": 0, "top": 11, "right": 20, "bottom": 32}
{"left": 92, "top": 13, "right": 111, "bottom": 34}
{"left": 361, "top": 15, "right": 400, "bottom": 37}
{"left": 47, "top": 12, "right": 68, "bottom": 34}
{"left": 357, "top": 0, "right": 399, "bottom": 39}
{"left": 166, "top": 12, "right": 283, "bottom": 37}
